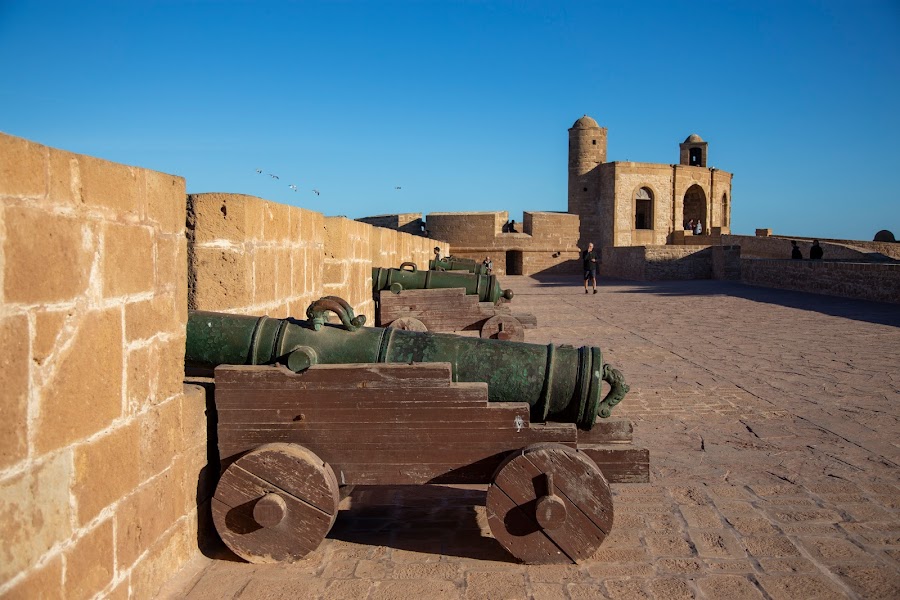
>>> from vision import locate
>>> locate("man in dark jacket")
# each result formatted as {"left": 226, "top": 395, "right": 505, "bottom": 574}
{"left": 582, "top": 242, "right": 598, "bottom": 294}
{"left": 810, "top": 240, "right": 824, "bottom": 260}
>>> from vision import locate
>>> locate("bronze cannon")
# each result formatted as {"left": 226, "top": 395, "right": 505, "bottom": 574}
{"left": 373, "top": 263, "right": 512, "bottom": 304}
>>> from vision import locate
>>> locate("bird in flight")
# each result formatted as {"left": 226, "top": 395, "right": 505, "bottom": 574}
{"left": 312, "top": 189, "right": 320, "bottom": 196}
{"left": 255, "top": 168, "right": 262, "bottom": 174}
{"left": 394, "top": 186, "right": 402, "bottom": 190}
{"left": 269, "top": 174, "right": 280, "bottom": 179}
{"left": 289, "top": 184, "right": 298, "bottom": 192}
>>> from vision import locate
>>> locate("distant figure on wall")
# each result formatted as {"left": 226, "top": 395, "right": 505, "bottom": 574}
{"left": 810, "top": 240, "right": 823, "bottom": 260}
{"left": 694, "top": 220, "right": 702, "bottom": 235}
{"left": 686, "top": 219, "right": 694, "bottom": 232}
{"left": 582, "top": 242, "right": 598, "bottom": 295}
{"left": 482, "top": 256, "right": 493, "bottom": 275}
{"left": 433, "top": 246, "right": 442, "bottom": 261}
{"left": 791, "top": 240, "right": 803, "bottom": 260}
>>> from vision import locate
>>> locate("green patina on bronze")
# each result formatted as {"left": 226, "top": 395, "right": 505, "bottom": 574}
{"left": 429, "top": 257, "right": 488, "bottom": 275}
{"left": 185, "top": 298, "right": 629, "bottom": 429}
{"left": 373, "top": 263, "right": 512, "bottom": 304}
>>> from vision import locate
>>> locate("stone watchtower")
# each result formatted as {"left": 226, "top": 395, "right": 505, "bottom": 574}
{"left": 568, "top": 116, "right": 607, "bottom": 247}
{"left": 680, "top": 134, "right": 708, "bottom": 167}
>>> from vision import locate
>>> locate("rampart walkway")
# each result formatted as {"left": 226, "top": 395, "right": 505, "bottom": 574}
{"left": 160, "top": 277, "right": 900, "bottom": 599}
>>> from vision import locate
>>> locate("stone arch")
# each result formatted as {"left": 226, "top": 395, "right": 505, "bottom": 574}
{"left": 634, "top": 187, "right": 654, "bottom": 230}
{"left": 683, "top": 185, "right": 707, "bottom": 232}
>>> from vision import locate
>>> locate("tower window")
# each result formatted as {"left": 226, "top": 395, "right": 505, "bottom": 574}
{"left": 592, "top": 140, "right": 597, "bottom": 145}
{"left": 689, "top": 148, "right": 703, "bottom": 166}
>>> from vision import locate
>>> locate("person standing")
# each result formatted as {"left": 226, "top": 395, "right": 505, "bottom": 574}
{"left": 694, "top": 220, "right": 703, "bottom": 235}
{"left": 809, "top": 240, "right": 823, "bottom": 260}
{"left": 433, "top": 246, "right": 442, "bottom": 262}
{"left": 582, "top": 242, "right": 598, "bottom": 294}
{"left": 482, "top": 256, "right": 493, "bottom": 275}
{"left": 791, "top": 240, "right": 803, "bottom": 259}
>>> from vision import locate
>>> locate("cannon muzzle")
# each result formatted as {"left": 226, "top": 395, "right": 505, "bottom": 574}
{"left": 374, "top": 263, "right": 512, "bottom": 303}
{"left": 186, "top": 299, "right": 629, "bottom": 429}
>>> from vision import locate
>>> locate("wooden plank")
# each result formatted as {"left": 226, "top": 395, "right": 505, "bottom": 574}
{"left": 215, "top": 384, "right": 491, "bottom": 411}
{"left": 578, "top": 445, "right": 650, "bottom": 484}
{"left": 377, "top": 288, "right": 537, "bottom": 332}
{"left": 215, "top": 363, "right": 455, "bottom": 388}
{"left": 576, "top": 419, "right": 634, "bottom": 444}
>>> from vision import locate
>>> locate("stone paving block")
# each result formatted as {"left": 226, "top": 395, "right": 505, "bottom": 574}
{"left": 756, "top": 574, "right": 850, "bottom": 600}
{"left": 464, "top": 571, "right": 526, "bottom": 600}
{"left": 830, "top": 565, "right": 900, "bottom": 599}
{"left": 647, "top": 577, "right": 695, "bottom": 599}
{"left": 529, "top": 582, "right": 568, "bottom": 600}
{"left": 695, "top": 575, "right": 764, "bottom": 599}
{"left": 604, "top": 578, "right": 651, "bottom": 599}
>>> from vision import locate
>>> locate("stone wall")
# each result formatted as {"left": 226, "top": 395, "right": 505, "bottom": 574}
{"left": 188, "top": 194, "right": 444, "bottom": 322}
{"left": 187, "top": 193, "right": 324, "bottom": 319}
{"left": 724, "top": 234, "right": 900, "bottom": 261}
{"left": 425, "top": 211, "right": 581, "bottom": 275}
{"left": 356, "top": 213, "right": 425, "bottom": 237}
{"left": 741, "top": 259, "right": 900, "bottom": 304}
{"left": 0, "top": 133, "right": 208, "bottom": 599}
{"left": 600, "top": 246, "right": 716, "bottom": 281}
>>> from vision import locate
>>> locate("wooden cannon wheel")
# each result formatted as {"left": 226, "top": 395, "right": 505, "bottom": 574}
{"left": 480, "top": 315, "right": 525, "bottom": 341}
{"left": 486, "top": 443, "right": 613, "bottom": 564}
{"left": 211, "top": 443, "right": 340, "bottom": 563}
{"left": 387, "top": 317, "right": 428, "bottom": 332}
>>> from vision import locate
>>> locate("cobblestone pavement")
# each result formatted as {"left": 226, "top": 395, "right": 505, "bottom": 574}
{"left": 159, "top": 277, "right": 900, "bottom": 599}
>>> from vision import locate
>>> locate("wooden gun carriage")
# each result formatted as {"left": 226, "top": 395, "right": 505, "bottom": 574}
{"left": 188, "top": 302, "right": 648, "bottom": 565}
{"left": 211, "top": 362, "right": 649, "bottom": 565}
{"left": 374, "top": 263, "right": 537, "bottom": 341}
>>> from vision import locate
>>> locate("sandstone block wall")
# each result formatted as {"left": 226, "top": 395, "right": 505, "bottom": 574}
{"left": 740, "top": 259, "right": 900, "bottom": 304}
{"left": 425, "top": 211, "right": 581, "bottom": 276}
{"left": 600, "top": 246, "right": 717, "bottom": 281}
{"left": 0, "top": 133, "right": 208, "bottom": 599}
{"left": 356, "top": 213, "right": 425, "bottom": 237}
{"left": 724, "top": 234, "right": 900, "bottom": 261}
{"left": 187, "top": 193, "right": 324, "bottom": 319}
{"left": 187, "top": 194, "right": 444, "bottom": 322}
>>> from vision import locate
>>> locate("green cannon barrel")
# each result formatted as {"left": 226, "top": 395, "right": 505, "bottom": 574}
{"left": 374, "top": 264, "right": 512, "bottom": 304}
{"left": 186, "top": 299, "right": 629, "bottom": 429}
{"left": 429, "top": 257, "right": 487, "bottom": 275}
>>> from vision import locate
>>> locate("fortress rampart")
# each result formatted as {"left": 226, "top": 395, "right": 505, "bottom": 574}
{"left": 0, "top": 132, "right": 446, "bottom": 599}
{"left": 424, "top": 210, "right": 581, "bottom": 275}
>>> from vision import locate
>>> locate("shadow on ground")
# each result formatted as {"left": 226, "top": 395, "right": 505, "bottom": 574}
{"left": 328, "top": 485, "right": 513, "bottom": 562}
{"left": 528, "top": 274, "right": 900, "bottom": 328}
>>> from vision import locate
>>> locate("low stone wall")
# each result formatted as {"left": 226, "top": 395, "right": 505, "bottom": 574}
{"left": 188, "top": 194, "right": 445, "bottom": 323}
{"left": 741, "top": 259, "right": 900, "bottom": 304}
{"left": 600, "top": 246, "right": 715, "bottom": 280}
{"left": 0, "top": 133, "right": 208, "bottom": 599}
{"left": 724, "top": 234, "right": 900, "bottom": 261}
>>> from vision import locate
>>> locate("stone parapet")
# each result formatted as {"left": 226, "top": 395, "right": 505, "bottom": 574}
{"left": 0, "top": 132, "right": 205, "bottom": 599}
{"left": 740, "top": 259, "right": 900, "bottom": 304}
{"left": 723, "top": 234, "right": 900, "bottom": 261}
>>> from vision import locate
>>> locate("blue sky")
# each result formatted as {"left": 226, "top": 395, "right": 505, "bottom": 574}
{"left": 2, "top": 0, "right": 898, "bottom": 241}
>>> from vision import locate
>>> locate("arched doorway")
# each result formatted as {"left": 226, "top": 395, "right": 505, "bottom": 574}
{"left": 635, "top": 187, "right": 653, "bottom": 230}
{"left": 683, "top": 185, "right": 707, "bottom": 233}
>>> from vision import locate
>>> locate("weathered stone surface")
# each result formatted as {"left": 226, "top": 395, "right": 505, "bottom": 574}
{"left": 4, "top": 206, "right": 92, "bottom": 304}
{"left": 0, "top": 314, "right": 28, "bottom": 469}
{"left": 35, "top": 308, "right": 123, "bottom": 453}
{"left": 72, "top": 421, "right": 140, "bottom": 525}
{"left": 63, "top": 519, "right": 114, "bottom": 600}
{"left": 0, "top": 453, "right": 73, "bottom": 583}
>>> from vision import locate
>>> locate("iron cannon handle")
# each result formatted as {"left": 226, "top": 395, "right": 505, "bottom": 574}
{"left": 306, "top": 296, "right": 367, "bottom": 332}
{"left": 598, "top": 364, "right": 630, "bottom": 418}
{"left": 399, "top": 262, "right": 418, "bottom": 272}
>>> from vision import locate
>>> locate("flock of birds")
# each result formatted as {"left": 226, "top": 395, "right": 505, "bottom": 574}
{"left": 255, "top": 168, "right": 402, "bottom": 196}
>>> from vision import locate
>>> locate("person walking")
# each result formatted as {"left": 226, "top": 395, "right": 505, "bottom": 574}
{"left": 582, "top": 242, "right": 598, "bottom": 294}
{"left": 791, "top": 240, "right": 803, "bottom": 259}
